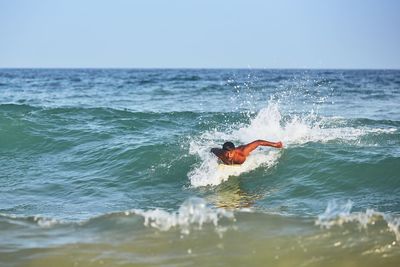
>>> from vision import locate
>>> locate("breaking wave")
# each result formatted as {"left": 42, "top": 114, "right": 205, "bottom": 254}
{"left": 316, "top": 200, "right": 400, "bottom": 241}
{"left": 188, "top": 101, "right": 397, "bottom": 186}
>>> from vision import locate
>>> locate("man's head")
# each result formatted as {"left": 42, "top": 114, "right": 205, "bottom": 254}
{"left": 222, "top": 141, "right": 235, "bottom": 151}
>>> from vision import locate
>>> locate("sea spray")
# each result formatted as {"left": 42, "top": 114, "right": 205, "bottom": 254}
{"left": 188, "top": 100, "right": 394, "bottom": 186}
{"left": 316, "top": 200, "right": 400, "bottom": 241}
{"left": 128, "top": 197, "right": 235, "bottom": 235}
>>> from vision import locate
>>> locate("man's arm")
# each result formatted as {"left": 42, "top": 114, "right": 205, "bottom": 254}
{"left": 239, "top": 140, "right": 283, "bottom": 156}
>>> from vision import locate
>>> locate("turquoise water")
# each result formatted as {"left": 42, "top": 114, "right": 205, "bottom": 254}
{"left": 0, "top": 69, "right": 399, "bottom": 266}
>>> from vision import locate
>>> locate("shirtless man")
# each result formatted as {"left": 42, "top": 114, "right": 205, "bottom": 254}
{"left": 211, "top": 140, "right": 283, "bottom": 165}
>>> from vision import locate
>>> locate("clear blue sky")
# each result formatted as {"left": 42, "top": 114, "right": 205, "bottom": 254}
{"left": 1, "top": 0, "right": 399, "bottom": 68}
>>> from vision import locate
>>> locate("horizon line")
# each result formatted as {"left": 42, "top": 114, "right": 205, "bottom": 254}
{"left": 0, "top": 67, "right": 399, "bottom": 71}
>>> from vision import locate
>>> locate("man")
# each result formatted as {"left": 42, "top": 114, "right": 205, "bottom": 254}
{"left": 211, "top": 140, "right": 283, "bottom": 165}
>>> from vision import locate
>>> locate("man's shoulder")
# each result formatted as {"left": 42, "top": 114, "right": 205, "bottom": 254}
{"left": 235, "top": 145, "right": 247, "bottom": 151}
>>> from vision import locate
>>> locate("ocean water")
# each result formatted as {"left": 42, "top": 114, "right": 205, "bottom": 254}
{"left": 0, "top": 69, "right": 399, "bottom": 266}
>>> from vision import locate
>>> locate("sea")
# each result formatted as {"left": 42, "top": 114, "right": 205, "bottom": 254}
{"left": 0, "top": 69, "right": 399, "bottom": 266}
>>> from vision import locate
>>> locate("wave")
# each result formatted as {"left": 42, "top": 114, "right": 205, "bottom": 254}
{"left": 0, "top": 102, "right": 399, "bottom": 127}
{"left": 0, "top": 212, "right": 65, "bottom": 228}
{"left": 316, "top": 200, "right": 400, "bottom": 241}
{"left": 2, "top": 197, "right": 399, "bottom": 244}
{"left": 188, "top": 101, "right": 399, "bottom": 186}
{"left": 127, "top": 197, "right": 234, "bottom": 235}
{"left": 2, "top": 202, "right": 399, "bottom": 265}
{"left": 0, "top": 198, "right": 235, "bottom": 237}
{"left": 1, "top": 101, "right": 399, "bottom": 217}
{"left": 2, "top": 198, "right": 399, "bottom": 264}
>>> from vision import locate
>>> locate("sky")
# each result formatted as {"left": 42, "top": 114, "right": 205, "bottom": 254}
{"left": 0, "top": 0, "right": 399, "bottom": 69}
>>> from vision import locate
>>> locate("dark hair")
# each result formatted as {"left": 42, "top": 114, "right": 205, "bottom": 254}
{"left": 222, "top": 141, "right": 235, "bottom": 151}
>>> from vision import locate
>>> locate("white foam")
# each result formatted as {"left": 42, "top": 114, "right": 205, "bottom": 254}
{"left": 189, "top": 150, "right": 280, "bottom": 187}
{"left": 188, "top": 101, "right": 394, "bottom": 187}
{"left": 128, "top": 198, "right": 234, "bottom": 235}
{"left": 33, "top": 216, "right": 59, "bottom": 228}
{"left": 0, "top": 213, "right": 62, "bottom": 228}
{"left": 316, "top": 200, "right": 400, "bottom": 241}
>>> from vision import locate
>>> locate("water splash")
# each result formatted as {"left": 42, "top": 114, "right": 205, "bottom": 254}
{"left": 128, "top": 198, "right": 234, "bottom": 235}
{"left": 188, "top": 100, "right": 393, "bottom": 187}
{"left": 316, "top": 200, "right": 400, "bottom": 241}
